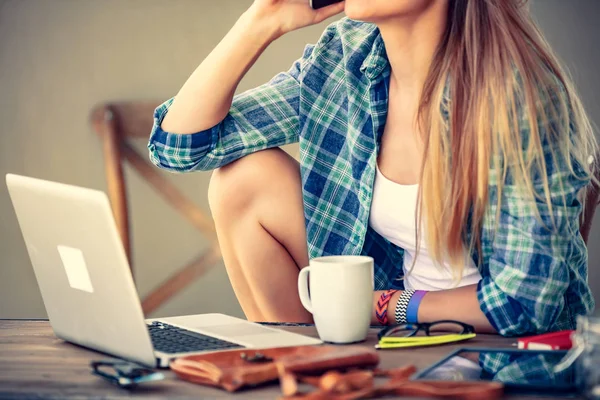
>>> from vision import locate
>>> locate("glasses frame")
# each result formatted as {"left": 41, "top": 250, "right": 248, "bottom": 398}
{"left": 378, "top": 320, "right": 475, "bottom": 341}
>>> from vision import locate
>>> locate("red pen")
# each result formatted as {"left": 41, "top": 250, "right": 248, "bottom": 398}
{"left": 517, "top": 330, "right": 574, "bottom": 350}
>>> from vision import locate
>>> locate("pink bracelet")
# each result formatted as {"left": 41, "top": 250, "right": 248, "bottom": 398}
{"left": 376, "top": 290, "right": 398, "bottom": 325}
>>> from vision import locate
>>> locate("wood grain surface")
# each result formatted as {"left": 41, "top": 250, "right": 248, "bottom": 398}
{"left": 0, "top": 320, "right": 579, "bottom": 399}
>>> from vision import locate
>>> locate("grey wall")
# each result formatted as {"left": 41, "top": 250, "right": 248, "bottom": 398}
{"left": 0, "top": 0, "right": 598, "bottom": 319}
{"left": 0, "top": 0, "right": 332, "bottom": 319}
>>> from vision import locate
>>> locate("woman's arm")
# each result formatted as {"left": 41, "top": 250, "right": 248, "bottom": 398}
{"left": 148, "top": 1, "right": 344, "bottom": 172}
{"left": 160, "top": 10, "right": 278, "bottom": 134}
{"left": 417, "top": 285, "right": 496, "bottom": 333}
{"left": 161, "top": 1, "right": 345, "bottom": 134}
{"left": 371, "top": 288, "right": 496, "bottom": 333}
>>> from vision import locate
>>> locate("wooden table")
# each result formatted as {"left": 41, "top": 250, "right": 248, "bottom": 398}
{"left": 0, "top": 319, "right": 577, "bottom": 399}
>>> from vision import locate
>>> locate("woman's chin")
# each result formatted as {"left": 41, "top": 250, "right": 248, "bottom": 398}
{"left": 343, "top": 8, "right": 377, "bottom": 22}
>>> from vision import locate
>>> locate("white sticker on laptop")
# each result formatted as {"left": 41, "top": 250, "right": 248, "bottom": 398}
{"left": 57, "top": 245, "right": 94, "bottom": 293}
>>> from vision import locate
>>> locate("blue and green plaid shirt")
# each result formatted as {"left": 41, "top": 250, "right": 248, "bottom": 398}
{"left": 148, "top": 18, "right": 594, "bottom": 336}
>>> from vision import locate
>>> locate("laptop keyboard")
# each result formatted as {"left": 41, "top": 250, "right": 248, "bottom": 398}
{"left": 147, "top": 321, "right": 243, "bottom": 354}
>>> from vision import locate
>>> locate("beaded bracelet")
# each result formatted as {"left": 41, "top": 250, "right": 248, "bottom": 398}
{"left": 375, "top": 290, "right": 398, "bottom": 325}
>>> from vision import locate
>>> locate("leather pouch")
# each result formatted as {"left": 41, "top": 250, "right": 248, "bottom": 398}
{"left": 170, "top": 345, "right": 380, "bottom": 392}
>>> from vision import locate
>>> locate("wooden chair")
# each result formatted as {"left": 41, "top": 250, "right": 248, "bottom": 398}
{"left": 581, "top": 165, "right": 600, "bottom": 244}
{"left": 91, "top": 102, "right": 221, "bottom": 315}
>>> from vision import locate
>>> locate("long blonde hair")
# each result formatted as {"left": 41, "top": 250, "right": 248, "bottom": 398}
{"left": 415, "top": 0, "right": 598, "bottom": 278}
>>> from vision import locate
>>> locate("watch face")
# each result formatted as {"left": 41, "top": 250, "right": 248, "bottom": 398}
{"left": 311, "top": 0, "right": 343, "bottom": 10}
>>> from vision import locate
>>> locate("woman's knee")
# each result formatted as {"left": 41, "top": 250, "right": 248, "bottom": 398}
{"left": 208, "top": 148, "right": 301, "bottom": 219}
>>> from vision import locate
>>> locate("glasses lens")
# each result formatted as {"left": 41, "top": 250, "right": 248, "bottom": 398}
{"left": 427, "top": 321, "right": 468, "bottom": 336}
{"left": 384, "top": 324, "right": 418, "bottom": 338}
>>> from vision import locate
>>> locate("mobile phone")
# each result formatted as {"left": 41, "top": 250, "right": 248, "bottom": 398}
{"left": 310, "top": 0, "right": 343, "bottom": 10}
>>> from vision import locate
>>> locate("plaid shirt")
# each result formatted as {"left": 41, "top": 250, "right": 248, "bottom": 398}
{"left": 148, "top": 18, "right": 593, "bottom": 336}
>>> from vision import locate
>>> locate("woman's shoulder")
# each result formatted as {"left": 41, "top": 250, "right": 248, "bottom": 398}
{"left": 302, "top": 18, "right": 382, "bottom": 75}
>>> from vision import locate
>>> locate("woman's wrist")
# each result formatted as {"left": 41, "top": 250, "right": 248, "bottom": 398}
{"left": 243, "top": 5, "right": 296, "bottom": 42}
{"left": 241, "top": 6, "right": 283, "bottom": 44}
{"left": 375, "top": 289, "right": 425, "bottom": 325}
{"left": 386, "top": 290, "right": 428, "bottom": 325}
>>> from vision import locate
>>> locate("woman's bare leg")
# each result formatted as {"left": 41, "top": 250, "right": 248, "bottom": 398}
{"left": 208, "top": 148, "right": 311, "bottom": 322}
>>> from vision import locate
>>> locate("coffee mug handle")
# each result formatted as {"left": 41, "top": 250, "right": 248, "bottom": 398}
{"left": 297, "top": 267, "right": 313, "bottom": 314}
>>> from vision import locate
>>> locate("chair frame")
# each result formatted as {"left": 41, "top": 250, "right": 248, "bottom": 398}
{"left": 581, "top": 168, "right": 600, "bottom": 244}
{"left": 91, "top": 102, "right": 221, "bottom": 315}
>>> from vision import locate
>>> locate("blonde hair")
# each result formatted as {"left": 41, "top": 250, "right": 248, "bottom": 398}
{"left": 414, "top": 0, "right": 598, "bottom": 279}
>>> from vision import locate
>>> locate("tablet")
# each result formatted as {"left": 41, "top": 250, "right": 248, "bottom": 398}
{"left": 412, "top": 347, "right": 577, "bottom": 396}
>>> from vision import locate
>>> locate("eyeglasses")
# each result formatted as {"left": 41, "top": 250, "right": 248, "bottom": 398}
{"left": 376, "top": 320, "right": 476, "bottom": 349}
{"left": 91, "top": 360, "right": 165, "bottom": 389}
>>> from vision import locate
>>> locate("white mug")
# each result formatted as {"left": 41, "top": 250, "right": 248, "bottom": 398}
{"left": 297, "top": 255, "right": 374, "bottom": 343}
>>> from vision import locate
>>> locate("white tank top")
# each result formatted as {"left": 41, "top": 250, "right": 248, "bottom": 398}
{"left": 369, "top": 164, "right": 482, "bottom": 291}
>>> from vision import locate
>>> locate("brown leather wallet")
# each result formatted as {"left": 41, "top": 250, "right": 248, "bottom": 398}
{"left": 170, "top": 345, "right": 380, "bottom": 392}
{"left": 171, "top": 346, "right": 504, "bottom": 399}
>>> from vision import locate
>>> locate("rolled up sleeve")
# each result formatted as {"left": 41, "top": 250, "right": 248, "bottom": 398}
{"left": 477, "top": 83, "right": 593, "bottom": 336}
{"left": 148, "top": 98, "right": 219, "bottom": 172}
{"left": 478, "top": 165, "right": 590, "bottom": 336}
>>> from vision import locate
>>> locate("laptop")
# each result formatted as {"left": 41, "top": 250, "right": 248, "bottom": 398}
{"left": 6, "top": 174, "right": 322, "bottom": 368}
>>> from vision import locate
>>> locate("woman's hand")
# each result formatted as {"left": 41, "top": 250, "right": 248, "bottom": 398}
{"left": 248, "top": 0, "right": 345, "bottom": 40}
